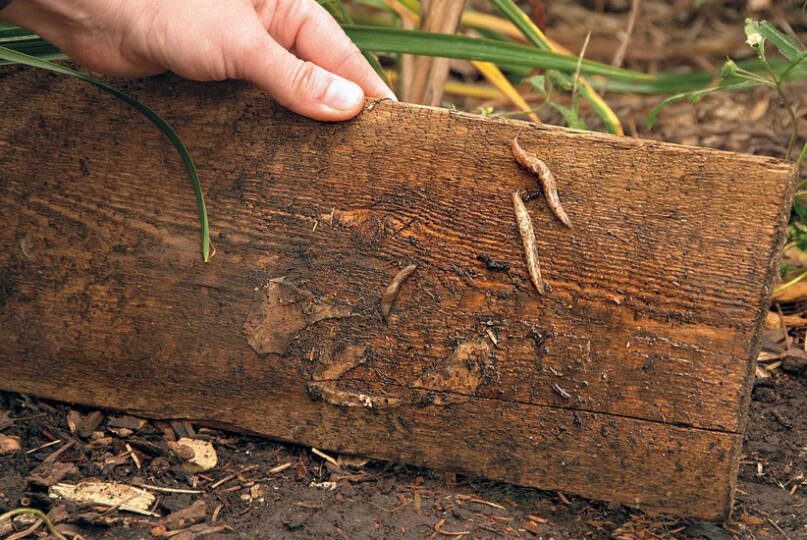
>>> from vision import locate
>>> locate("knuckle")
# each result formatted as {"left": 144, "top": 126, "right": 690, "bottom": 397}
{"left": 288, "top": 60, "right": 325, "bottom": 99}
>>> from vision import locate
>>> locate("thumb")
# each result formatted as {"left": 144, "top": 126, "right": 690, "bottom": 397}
{"left": 234, "top": 31, "right": 365, "bottom": 121}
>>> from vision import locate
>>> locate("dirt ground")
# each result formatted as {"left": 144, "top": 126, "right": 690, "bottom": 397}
{"left": 2, "top": 0, "right": 807, "bottom": 538}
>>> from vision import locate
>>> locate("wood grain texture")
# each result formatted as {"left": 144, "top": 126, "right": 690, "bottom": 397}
{"left": 0, "top": 68, "right": 796, "bottom": 519}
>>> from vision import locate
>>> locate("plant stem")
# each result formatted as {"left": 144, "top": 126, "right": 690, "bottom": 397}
{"left": 0, "top": 508, "right": 66, "bottom": 540}
{"left": 759, "top": 49, "right": 800, "bottom": 159}
{"left": 797, "top": 140, "right": 807, "bottom": 168}
{"left": 570, "top": 31, "right": 591, "bottom": 111}
{"left": 774, "top": 268, "right": 807, "bottom": 296}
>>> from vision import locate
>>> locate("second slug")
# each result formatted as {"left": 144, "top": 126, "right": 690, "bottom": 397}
{"left": 512, "top": 136, "right": 572, "bottom": 228}
{"left": 512, "top": 191, "right": 544, "bottom": 295}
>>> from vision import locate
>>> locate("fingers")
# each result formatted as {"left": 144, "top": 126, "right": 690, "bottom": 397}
{"left": 232, "top": 27, "right": 367, "bottom": 121}
{"left": 265, "top": 0, "right": 395, "bottom": 101}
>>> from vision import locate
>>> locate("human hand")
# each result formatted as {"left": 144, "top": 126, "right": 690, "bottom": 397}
{"left": 1, "top": 0, "right": 396, "bottom": 120}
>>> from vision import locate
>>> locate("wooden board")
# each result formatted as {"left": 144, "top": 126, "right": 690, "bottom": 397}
{"left": 0, "top": 67, "right": 796, "bottom": 520}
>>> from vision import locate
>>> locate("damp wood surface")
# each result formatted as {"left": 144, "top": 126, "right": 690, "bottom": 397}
{"left": 0, "top": 68, "right": 797, "bottom": 520}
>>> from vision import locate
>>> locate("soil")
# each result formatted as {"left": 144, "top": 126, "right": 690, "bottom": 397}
{"left": 2, "top": 0, "right": 807, "bottom": 538}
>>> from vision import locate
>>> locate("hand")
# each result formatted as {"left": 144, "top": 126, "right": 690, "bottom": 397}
{"left": 1, "top": 0, "right": 396, "bottom": 120}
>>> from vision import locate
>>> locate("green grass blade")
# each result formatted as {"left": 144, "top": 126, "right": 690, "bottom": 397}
{"left": 0, "top": 45, "right": 210, "bottom": 262}
{"left": 344, "top": 25, "right": 652, "bottom": 80}
{"left": 596, "top": 57, "right": 807, "bottom": 94}
{"left": 487, "top": 0, "right": 621, "bottom": 134}
{"left": 488, "top": 0, "right": 550, "bottom": 49}
{"left": 646, "top": 80, "right": 757, "bottom": 128}
{"left": 0, "top": 24, "right": 650, "bottom": 81}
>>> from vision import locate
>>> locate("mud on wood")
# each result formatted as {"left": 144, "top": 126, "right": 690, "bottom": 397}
{"left": 0, "top": 68, "right": 796, "bottom": 520}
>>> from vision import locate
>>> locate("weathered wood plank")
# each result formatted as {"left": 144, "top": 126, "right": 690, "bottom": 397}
{"left": 0, "top": 68, "right": 795, "bottom": 519}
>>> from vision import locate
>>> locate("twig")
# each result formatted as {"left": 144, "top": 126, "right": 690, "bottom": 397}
{"left": 25, "top": 439, "right": 62, "bottom": 454}
{"left": 571, "top": 32, "right": 592, "bottom": 108}
{"left": 268, "top": 462, "right": 293, "bottom": 474}
{"left": 469, "top": 498, "right": 506, "bottom": 510}
{"left": 210, "top": 473, "right": 237, "bottom": 489}
{"left": 311, "top": 447, "right": 339, "bottom": 467}
{"left": 136, "top": 484, "right": 204, "bottom": 494}
{"left": 612, "top": 0, "right": 642, "bottom": 67}
{"left": 125, "top": 443, "right": 141, "bottom": 470}
{"left": 7, "top": 518, "right": 44, "bottom": 540}
{"left": 766, "top": 516, "right": 790, "bottom": 539}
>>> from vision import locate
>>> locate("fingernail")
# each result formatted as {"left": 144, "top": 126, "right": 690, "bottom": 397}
{"left": 324, "top": 77, "right": 363, "bottom": 111}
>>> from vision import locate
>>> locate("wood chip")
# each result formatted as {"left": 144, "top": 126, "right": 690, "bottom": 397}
{"left": 49, "top": 481, "right": 158, "bottom": 516}
{"left": 0, "top": 434, "right": 21, "bottom": 454}
{"left": 161, "top": 499, "right": 207, "bottom": 531}
{"left": 169, "top": 438, "right": 217, "bottom": 473}
{"left": 136, "top": 484, "right": 204, "bottom": 495}
{"left": 512, "top": 192, "right": 544, "bottom": 294}
{"left": 108, "top": 415, "right": 147, "bottom": 431}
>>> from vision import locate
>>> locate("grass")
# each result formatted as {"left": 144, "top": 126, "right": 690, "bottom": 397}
{"left": 0, "top": 41, "right": 210, "bottom": 263}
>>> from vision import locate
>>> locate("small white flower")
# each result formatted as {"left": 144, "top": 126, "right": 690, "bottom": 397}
{"left": 746, "top": 32, "right": 763, "bottom": 47}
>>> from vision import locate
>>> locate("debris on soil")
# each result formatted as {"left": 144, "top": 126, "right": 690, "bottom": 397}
{"left": 169, "top": 438, "right": 218, "bottom": 473}
{"left": 1, "top": 1, "right": 807, "bottom": 537}
{"left": 0, "top": 434, "right": 21, "bottom": 454}
{"left": 156, "top": 499, "right": 207, "bottom": 531}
